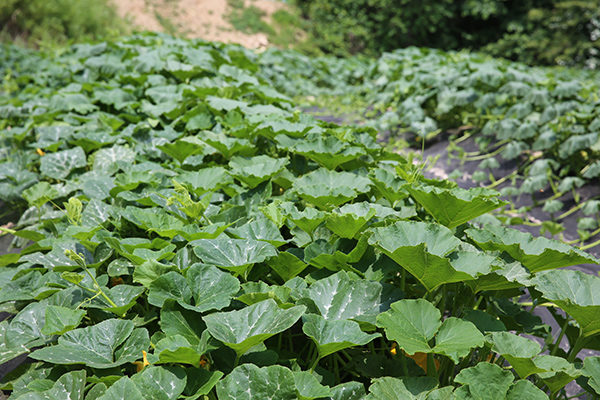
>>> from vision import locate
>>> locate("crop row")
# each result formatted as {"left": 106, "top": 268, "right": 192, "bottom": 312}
{"left": 0, "top": 33, "right": 600, "bottom": 399}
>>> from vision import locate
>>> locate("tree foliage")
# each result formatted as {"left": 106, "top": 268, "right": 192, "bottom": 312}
{"left": 294, "top": 0, "right": 600, "bottom": 67}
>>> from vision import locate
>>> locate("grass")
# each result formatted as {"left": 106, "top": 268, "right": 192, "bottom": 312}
{"left": 226, "top": 0, "right": 275, "bottom": 35}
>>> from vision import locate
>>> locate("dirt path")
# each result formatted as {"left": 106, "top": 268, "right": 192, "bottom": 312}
{"left": 113, "top": 0, "right": 286, "bottom": 49}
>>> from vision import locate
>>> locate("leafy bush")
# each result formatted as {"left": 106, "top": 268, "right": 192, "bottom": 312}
{"left": 3, "top": 33, "right": 600, "bottom": 399}
{"left": 0, "top": 0, "right": 127, "bottom": 46}
{"left": 293, "top": 0, "right": 600, "bottom": 67}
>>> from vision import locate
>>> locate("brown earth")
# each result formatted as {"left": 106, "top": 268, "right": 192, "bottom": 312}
{"left": 113, "top": 0, "right": 286, "bottom": 49}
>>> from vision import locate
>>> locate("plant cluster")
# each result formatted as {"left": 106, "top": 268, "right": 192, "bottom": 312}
{"left": 259, "top": 46, "right": 600, "bottom": 246}
{"left": 3, "top": 33, "right": 600, "bottom": 399}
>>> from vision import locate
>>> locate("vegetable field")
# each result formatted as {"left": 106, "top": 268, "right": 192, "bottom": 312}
{"left": 1, "top": 33, "right": 600, "bottom": 399}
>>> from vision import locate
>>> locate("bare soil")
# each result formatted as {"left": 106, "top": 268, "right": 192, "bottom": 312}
{"left": 113, "top": 0, "right": 286, "bottom": 49}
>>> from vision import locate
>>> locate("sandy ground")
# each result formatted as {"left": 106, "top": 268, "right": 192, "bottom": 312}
{"left": 113, "top": 0, "right": 285, "bottom": 48}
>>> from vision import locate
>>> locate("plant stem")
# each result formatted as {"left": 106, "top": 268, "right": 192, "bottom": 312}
{"left": 459, "top": 144, "right": 506, "bottom": 162}
{"left": 550, "top": 316, "right": 570, "bottom": 356}
{"left": 580, "top": 238, "right": 600, "bottom": 251}
{"left": 427, "top": 353, "right": 438, "bottom": 380}
{"left": 566, "top": 334, "right": 589, "bottom": 363}
{"left": 309, "top": 351, "right": 320, "bottom": 372}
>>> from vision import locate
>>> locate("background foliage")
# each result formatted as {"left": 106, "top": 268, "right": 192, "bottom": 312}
{"left": 0, "top": 0, "right": 127, "bottom": 47}
{"left": 293, "top": 0, "right": 600, "bottom": 67}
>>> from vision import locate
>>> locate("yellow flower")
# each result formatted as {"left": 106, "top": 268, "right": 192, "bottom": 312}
{"left": 133, "top": 350, "right": 150, "bottom": 372}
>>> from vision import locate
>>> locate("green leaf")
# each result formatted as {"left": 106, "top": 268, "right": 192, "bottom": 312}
{"left": 158, "top": 136, "right": 206, "bottom": 164}
{"left": 282, "top": 204, "right": 328, "bottom": 235}
{"left": 154, "top": 335, "right": 202, "bottom": 365}
{"left": 122, "top": 207, "right": 185, "bottom": 239}
{"left": 228, "top": 218, "right": 288, "bottom": 247}
{"left": 454, "top": 363, "right": 514, "bottom": 400}
{"left": 582, "top": 356, "right": 600, "bottom": 395}
{"left": 0, "top": 301, "right": 51, "bottom": 364}
{"left": 216, "top": 364, "right": 296, "bottom": 400}
{"left": 148, "top": 263, "right": 240, "bottom": 312}
{"left": 204, "top": 299, "right": 305, "bottom": 358}
{"left": 30, "top": 319, "right": 149, "bottom": 369}
{"left": 432, "top": 317, "right": 486, "bottom": 363}
{"left": 305, "top": 271, "right": 402, "bottom": 326}
{"left": 466, "top": 225, "right": 598, "bottom": 272}
{"left": 92, "top": 146, "right": 136, "bottom": 174}
{"left": 177, "top": 167, "right": 232, "bottom": 195}
{"left": 293, "top": 136, "right": 365, "bottom": 170}
{"left": 40, "top": 147, "right": 87, "bottom": 180}
{"left": 533, "top": 269, "right": 600, "bottom": 337}
{"left": 365, "top": 376, "right": 438, "bottom": 400}
{"left": 293, "top": 168, "right": 371, "bottom": 209}
{"left": 369, "top": 168, "right": 408, "bottom": 205}
{"left": 267, "top": 250, "right": 309, "bottom": 282}
{"left": 533, "top": 355, "right": 581, "bottom": 393}
{"left": 376, "top": 299, "right": 439, "bottom": 355}
{"left": 377, "top": 299, "right": 483, "bottom": 362}
{"left": 303, "top": 314, "right": 381, "bottom": 358}
{"left": 200, "top": 131, "right": 256, "bottom": 158}
{"left": 369, "top": 221, "right": 496, "bottom": 291}
{"left": 326, "top": 202, "right": 377, "bottom": 238}
{"left": 462, "top": 309, "right": 506, "bottom": 333}
{"left": 229, "top": 155, "right": 287, "bottom": 188}
{"left": 506, "top": 380, "right": 548, "bottom": 400}
{"left": 12, "top": 370, "right": 86, "bottom": 400}
{"left": 98, "top": 366, "right": 186, "bottom": 400}
{"left": 41, "top": 306, "right": 86, "bottom": 335}
{"left": 192, "top": 238, "right": 278, "bottom": 275}
{"left": 294, "top": 371, "right": 333, "bottom": 400}
{"left": 407, "top": 184, "right": 507, "bottom": 229}
{"left": 183, "top": 368, "right": 223, "bottom": 399}
{"left": 90, "top": 285, "right": 146, "bottom": 316}
{"left": 159, "top": 300, "right": 207, "bottom": 351}
{"left": 22, "top": 182, "right": 59, "bottom": 209}
{"left": 486, "top": 332, "right": 541, "bottom": 378}
{"left": 328, "top": 382, "right": 367, "bottom": 400}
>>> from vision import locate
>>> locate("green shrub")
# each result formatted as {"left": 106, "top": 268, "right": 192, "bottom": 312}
{"left": 0, "top": 0, "right": 127, "bottom": 46}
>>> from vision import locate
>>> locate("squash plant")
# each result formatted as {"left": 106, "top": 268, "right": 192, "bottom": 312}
{"left": 1, "top": 33, "right": 600, "bottom": 399}
{"left": 260, "top": 46, "right": 600, "bottom": 245}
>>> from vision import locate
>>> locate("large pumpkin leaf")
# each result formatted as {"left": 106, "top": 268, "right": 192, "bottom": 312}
{"left": 369, "top": 221, "right": 496, "bottom": 291}
{"left": 326, "top": 202, "right": 377, "bottom": 238}
{"left": 216, "top": 364, "right": 296, "bottom": 400}
{"left": 12, "top": 370, "right": 87, "bottom": 400}
{"left": 228, "top": 155, "right": 287, "bottom": 188}
{"left": 486, "top": 332, "right": 542, "bottom": 378}
{"left": 369, "top": 168, "right": 409, "bottom": 205}
{"left": 407, "top": 184, "right": 507, "bottom": 229}
{"left": 177, "top": 167, "right": 232, "bottom": 195}
{"left": 148, "top": 263, "right": 240, "bottom": 312}
{"left": 292, "top": 168, "right": 371, "bottom": 209}
{"left": 303, "top": 314, "right": 381, "bottom": 359}
{"left": 304, "top": 271, "right": 403, "bottom": 326}
{"left": 365, "top": 376, "right": 438, "bottom": 400}
{"left": 293, "top": 136, "right": 365, "bottom": 170}
{"left": 204, "top": 299, "right": 306, "bottom": 358}
{"left": 466, "top": 225, "right": 598, "bottom": 272}
{"left": 532, "top": 269, "right": 600, "bottom": 337}
{"left": 377, "top": 299, "right": 483, "bottom": 362}
{"left": 30, "top": 319, "right": 149, "bottom": 368}
{"left": 97, "top": 366, "right": 186, "bottom": 400}
{"left": 227, "top": 217, "right": 287, "bottom": 247}
{"left": 40, "top": 147, "right": 87, "bottom": 180}
{"left": 192, "top": 238, "right": 278, "bottom": 276}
